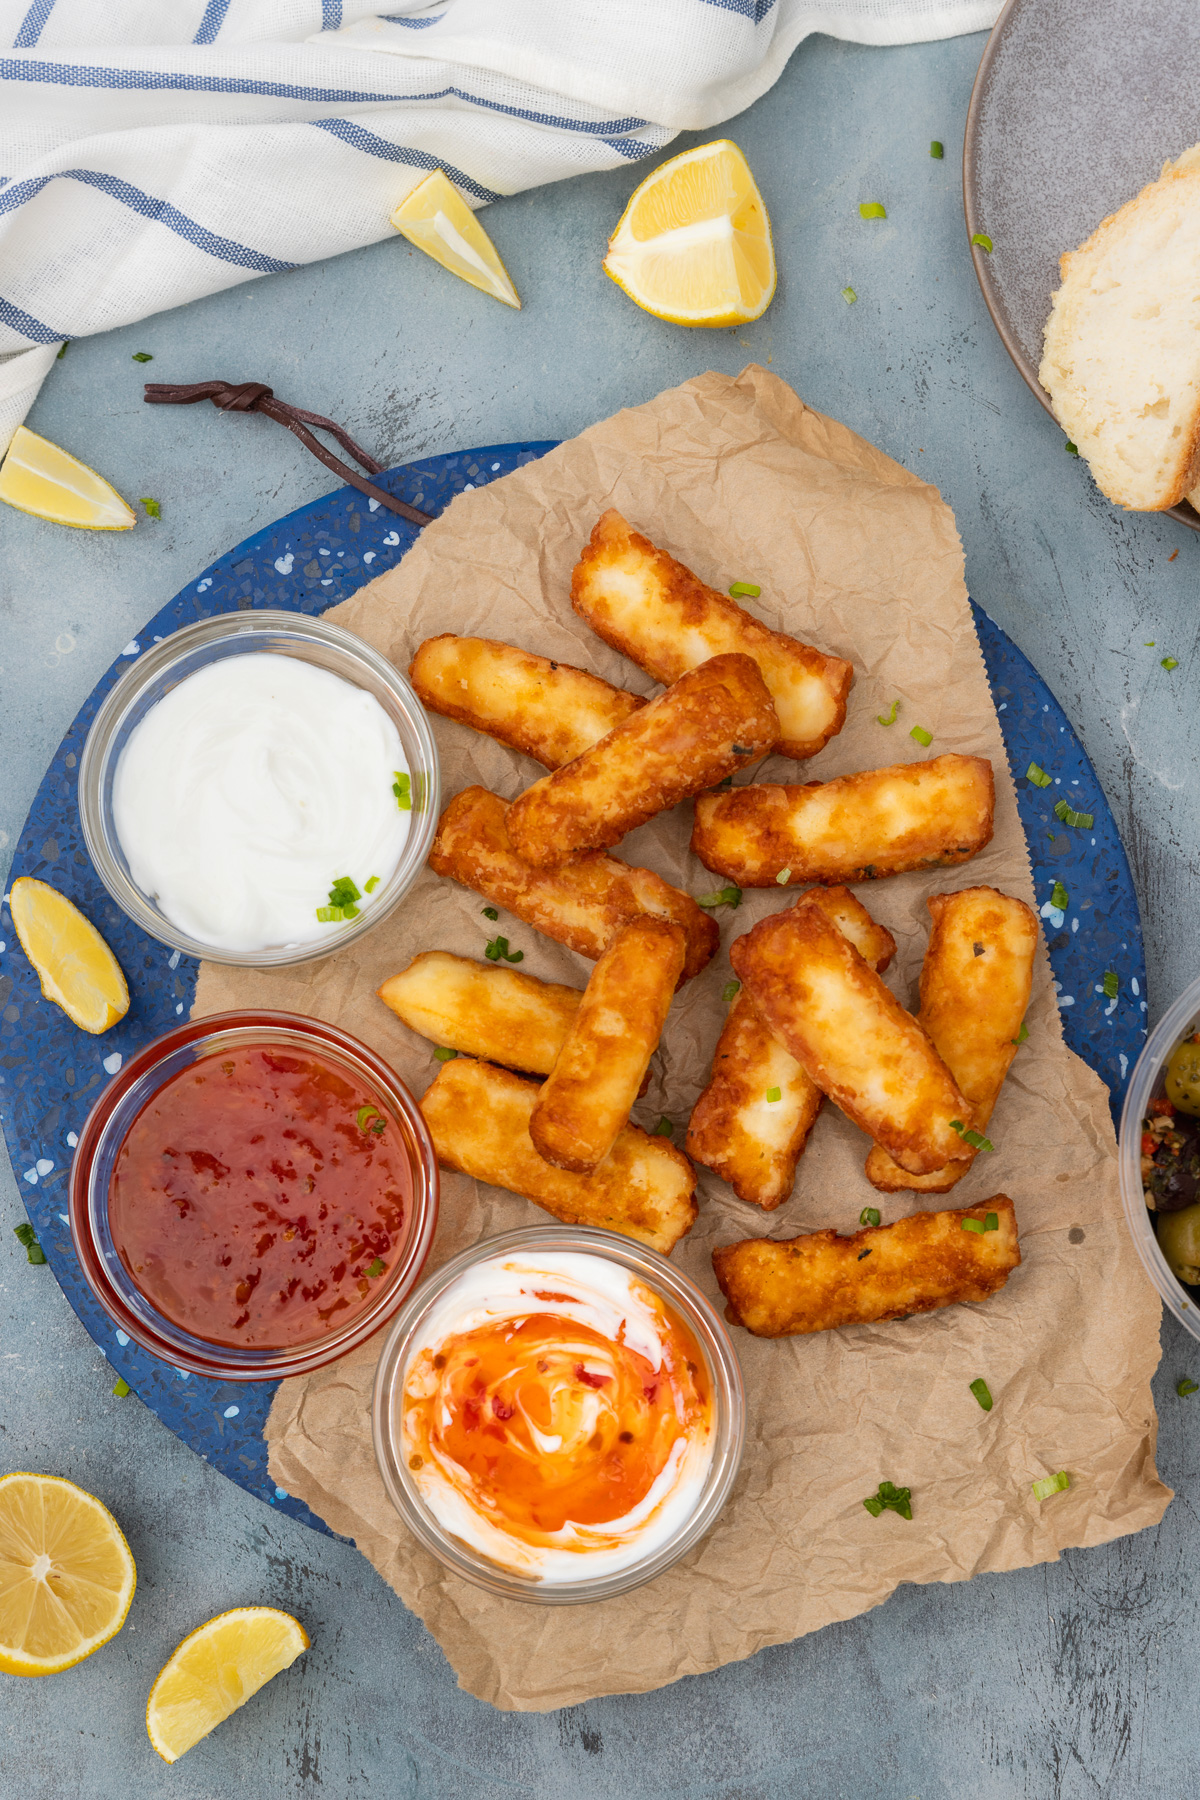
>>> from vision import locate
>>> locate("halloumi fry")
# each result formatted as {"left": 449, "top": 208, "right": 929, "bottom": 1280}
{"left": 428, "top": 787, "right": 718, "bottom": 982}
{"left": 731, "top": 903, "right": 972, "bottom": 1175}
{"left": 506, "top": 654, "right": 778, "bottom": 869}
{"left": 686, "top": 887, "right": 896, "bottom": 1209}
{"left": 530, "top": 917, "right": 684, "bottom": 1173}
{"left": 865, "top": 887, "right": 1038, "bottom": 1193}
{"left": 691, "top": 754, "right": 995, "bottom": 886}
{"left": 409, "top": 634, "right": 643, "bottom": 768}
{"left": 712, "top": 1196, "right": 1020, "bottom": 1336}
{"left": 571, "top": 510, "right": 852, "bottom": 759}
{"left": 420, "top": 1055, "right": 697, "bottom": 1253}
{"left": 378, "top": 951, "right": 581, "bottom": 1074}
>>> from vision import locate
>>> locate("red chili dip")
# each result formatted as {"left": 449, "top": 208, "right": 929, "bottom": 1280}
{"left": 108, "top": 1045, "right": 409, "bottom": 1349}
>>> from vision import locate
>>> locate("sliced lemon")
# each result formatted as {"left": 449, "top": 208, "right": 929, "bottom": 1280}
{"left": 603, "top": 139, "right": 776, "bottom": 327}
{"left": 390, "top": 169, "right": 520, "bottom": 309}
{"left": 10, "top": 876, "right": 130, "bottom": 1034}
{"left": 0, "top": 1472, "right": 136, "bottom": 1677}
{"left": 0, "top": 426, "right": 136, "bottom": 530}
{"left": 146, "top": 1606, "right": 310, "bottom": 1762}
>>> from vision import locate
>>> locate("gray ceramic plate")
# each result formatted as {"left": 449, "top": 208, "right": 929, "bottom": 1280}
{"left": 963, "top": 0, "right": 1200, "bottom": 530}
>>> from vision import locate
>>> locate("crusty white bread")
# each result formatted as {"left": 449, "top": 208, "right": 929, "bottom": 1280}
{"left": 1040, "top": 144, "right": 1200, "bottom": 511}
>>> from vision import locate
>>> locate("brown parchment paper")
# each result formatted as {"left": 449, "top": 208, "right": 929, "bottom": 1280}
{"left": 193, "top": 367, "right": 1169, "bottom": 1711}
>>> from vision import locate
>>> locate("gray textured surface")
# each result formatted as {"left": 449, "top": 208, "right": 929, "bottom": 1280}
{"left": 2, "top": 28, "right": 1199, "bottom": 1800}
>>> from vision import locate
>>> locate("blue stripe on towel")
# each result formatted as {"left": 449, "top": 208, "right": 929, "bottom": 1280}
{"left": 321, "top": 0, "right": 342, "bottom": 27}
{"left": 0, "top": 292, "right": 62, "bottom": 343}
{"left": 192, "top": 0, "right": 232, "bottom": 45}
{"left": 12, "top": 0, "right": 56, "bottom": 48}
{"left": 380, "top": 13, "right": 440, "bottom": 24}
{"left": 699, "top": 0, "right": 778, "bottom": 19}
{"left": 309, "top": 119, "right": 501, "bottom": 203}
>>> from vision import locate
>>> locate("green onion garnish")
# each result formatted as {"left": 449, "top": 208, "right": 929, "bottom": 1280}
{"left": 876, "top": 699, "right": 900, "bottom": 726}
{"left": 1145, "top": 641, "right": 1156, "bottom": 647}
{"left": 860, "top": 1207, "right": 881, "bottom": 1228}
{"left": 949, "top": 1120, "right": 995, "bottom": 1153}
{"left": 766, "top": 1087, "right": 782, "bottom": 1104}
{"left": 56, "top": 342, "right": 67, "bottom": 359}
{"left": 1162, "top": 656, "right": 1180, "bottom": 671}
{"left": 860, "top": 202, "right": 887, "bottom": 220}
{"left": 364, "top": 875, "right": 380, "bottom": 894}
{"left": 356, "top": 1105, "right": 378, "bottom": 1130}
{"left": 863, "top": 1480, "right": 911, "bottom": 1520}
{"left": 722, "top": 981, "right": 741, "bottom": 1003}
{"left": 140, "top": 497, "right": 161, "bottom": 519}
{"left": 393, "top": 770, "right": 412, "bottom": 810}
{"left": 132, "top": 351, "right": 153, "bottom": 362}
{"left": 13, "top": 1222, "right": 46, "bottom": 1265}
{"left": 697, "top": 885, "right": 742, "bottom": 910}
{"left": 1054, "top": 798, "right": 1094, "bottom": 829}
{"left": 1012, "top": 1020, "right": 1029, "bottom": 1046}
{"left": 729, "top": 582, "right": 761, "bottom": 598}
{"left": 485, "top": 935, "right": 524, "bottom": 964}
{"left": 1065, "top": 441, "right": 1079, "bottom": 455}
{"left": 1050, "top": 880, "right": 1069, "bottom": 910}
{"left": 910, "top": 725, "right": 932, "bottom": 747}
{"left": 365, "top": 1257, "right": 385, "bottom": 1279}
{"left": 328, "top": 876, "right": 361, "bottom": 907}
{"left": 433, "top": 1047, "right": 458, "bottom": 1062}
{"left": 776, "top": 867, "right": 792, "bottom": 884}
{"left": 652, "top": 1116, "right": 673, "bottom": 1137}
{"left": 930, "top": 140, "right": 944, "bottom": 159}
{"left": 962, "top": 1211, "right": 1000, "bottom": 1234}
{"left": 315, "top": 904, "right": 343, "bottom": 922}
{"left": 112, "top": 1377, "right": 131, "bottom": 1397}
{"left": 1031, "top": 1471, "right": 1069, "bottom": 1502}
{"left": 1177, "top": 1377, "right": 1199, "bottom": 1398}
{"left": 1102, "top": 970, "right": 1118, "bottom": 999}
{"left": 1026, "top": 763, "right": 1051, "bottom": 787}
{"left": 971, "top": 232, "right": 993, "bottom": 252}
{"left": 482, "top": 906, "right": 499, "bottom": 920}
{"left": 842, "top": 286, "right": 857, "bottom": 305}
{"left": 969, "top": 1378, "right": 993, "bottom": 1411}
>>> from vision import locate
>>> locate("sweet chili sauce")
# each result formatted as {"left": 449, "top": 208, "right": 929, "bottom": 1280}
{"left": 108, "top": 1045, "right": 410, "bottom": 1349}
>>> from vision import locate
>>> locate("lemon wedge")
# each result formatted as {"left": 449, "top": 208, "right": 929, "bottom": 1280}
{"left": 603, "top": 139, "right": 776, "bottom": 327}
{"left": 0, "top": 1473, "right": 136, "bottom": 1677}
{"left": 10, "top": 876, "right": 130, "bottom": 1034}
{"left": 0, "top": 426, "right": 136, "bottom": 530}
{"left": 390, "top": 169, "right": 520, "bottom": 309}
{"left": 147, "top": 1607, "right": 310, "bottom": 1762}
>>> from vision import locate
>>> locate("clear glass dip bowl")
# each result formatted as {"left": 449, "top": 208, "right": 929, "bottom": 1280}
{"left": 372, "top": 1226, "right": 746, "bottom": 1605}
{"left": 78, "top": 609, "right": 439, "bottom": 968}
{"left": 69, "top": 1010, "right": 440, "bottom": 1381}
{"left": 1118, "top": 973, "right": 1200, "bottom": 1344}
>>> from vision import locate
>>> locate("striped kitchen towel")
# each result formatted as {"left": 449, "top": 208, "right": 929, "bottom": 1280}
{"left": 0, "top": 0, "right": 999, "bottom": 452}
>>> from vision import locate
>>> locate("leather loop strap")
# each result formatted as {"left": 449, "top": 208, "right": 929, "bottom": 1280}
{"left": 143, "top": 379, "right": 432, "bottom": 526}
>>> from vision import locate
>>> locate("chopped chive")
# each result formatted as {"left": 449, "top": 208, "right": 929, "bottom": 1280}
{"left": 328, "top": 876, "right": 361, "bottom": 906}
{"left": 132, "top": 351, "right": 153, "bottom": 363}
{"left": 433, "top": 1047, "right": 458, "bottom": 1062}
{"left": 364, "top": 1257, "right": 385, "bottom": 1279}
{"left": 356, "top": 1105, "right": 380, "bottom": 1131}
{"left": 722, "top": 980, "right": 741, "bottom": 1003}
{"left": 729, "top": 581, "right": 761, "bottom": 598}
{"left": 1102, "top": 970, "right": 1118, "bottom": 999}
{"left": 910, "top": 724, "right": 933, "bottom": 747}
{"left": 697, "top": 885, "right": 742, "bottom": 910}
{"left": 56, "top": 342, "right": 68, "bottom": 359}
{"left": 369, "top": 1120, "right": 385, "bottom": 1135}
{"left": 315, "top": 904, "right": 343, "bottom": 923}
{"left": 876, "top": 699, "right": 900, "bottom": 726}
{"left": 1026, "top": 762, "right": 1051, "bottom": 787}
{"left": 969, "top": 1378, "right": 993, "bottom": 1411}
{"left": 393, "top": 770, "right": 412, "bottom": 810}
{"left": 1050, "top": 880, "right": 1069, "bottom": 910}
{"left": 1145, "top": 641, "right": 1156, "bottom": 647}
{"left": 949, "top": 1120, "right": 995, "bottom": 1153}
{"left": 1031, "top": 1470, "right": 1069, "bottom": 1502}
{"left": 1054, "top": 798, "right": 1094, "bottom": 829}
{"left": 860, "top": 1207, "right": 881, "bottom": 1228}
{"left": 776, "top": 867, "right": 792, "bottom": 884}
{"left": 112, "top": 1377, "right": 131, "bottom": 1397}
{"left": 961, "top": 1211, "right": 999, "bottom": 1234}
{"left": 841, "top": 286, "right": 858, "bottom": 305}
{"left": 486, "top": 935, "right": 523, "bottom": 963}
{"left": 1011, "top": 1020, "right": 1029, "bottom": 1046}
{"left": 342, "top": 904, "right": 359, "bottom": 920}
{"left": 765, "top": 1086, "right": 782, "bottom": 1104}
{"left": 13, "top": 1222, "right": 46, "bottom": 1265}
{"left": 1065, "top": 441, "right": 1079, "bottom": 456}
{"left": 971, "top": 232, "right": 993, "bottom": 252}
{"left": 985, "top": 1211, "right": 999, "bottom": 1231}
{"left": 1162, "top": 656, "right": 1179, "bottom": 671}
{"left": 713, "top": 774, "right": 733, "bottom": 790}
{"left": 1177, "top": 1377, "right": 1199, "bottom": 1398}
{"left": 930, "top": 140, "right": 944, "bottom": 159}
{"left": 863, "top": 1480, "right": 911, "bottom": 1520}
{"left": 962, "top": 1217, "right": 985, "bottom": 1234}
{"left": 364, "top": 875, "right": 380, "bottom": 894}
{"left": 860, "top": 201, "right": 887, "bottom": 220}
{"left": 481, "top": 906, "right": 499, "bottom": 920}
{"left": 140, "top": 497, "right": 161, "bottom": 519}
{"left": 652, "top": 1116, "right": 674, "bottom": 1137}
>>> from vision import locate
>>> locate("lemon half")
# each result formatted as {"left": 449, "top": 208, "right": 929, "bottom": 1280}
{"left": 603, "top": 139, "right": 776, "bottom": 327}
{"left": 0, "top": 426, "right": 136, "bottom": 530}
{"left": 10, "top": 877, "right": 130, "bottom": 1035}
{"left": 391, "top": 170, "right": 520, "bottom": 309}
{"left": 0, "top": 1473, "right": 136, "bottom": 1677}
{"left": 147, "top": 1607, "right": 310, "bottom": 1762}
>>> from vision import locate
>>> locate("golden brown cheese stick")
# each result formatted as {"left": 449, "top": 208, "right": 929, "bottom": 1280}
{"left": 409, "top": 634, "right": 644, "bottom": 769}
{"left": 691, "top": 754, "right": 995, "bottom": 886}
{"left": 571, "top": 510, "right": 852, "bottom": 760}
{"left": 712, "top": 1196, "right": 1020, "bottom": 1336}
{"left": 731, "top": 903, "right": 972, "bottom": 1175}
{"left": 506, "top": 653, "right": 778, "bottom": 869}
{"left": 377, "top": 951, "right": 581, "bottom": 1075}
{"left": 428, "top": 786, "right": 717, "bottom": 984}
{"left": 866, "top": 887, "right": 1038, "bottom": 1193}
{"left": 420, "top": 1056, "right": 697, "bottom": 1254}
{"left": 530, "top": 918, "right": 684, "bottom": 1173}
{"left": 686, "top": 887, "right": 897, "bottom": 1209}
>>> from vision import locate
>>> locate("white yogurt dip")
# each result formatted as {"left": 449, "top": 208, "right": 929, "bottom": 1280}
{"left": 112, "top": 653, "right": 410, "bottom": 951}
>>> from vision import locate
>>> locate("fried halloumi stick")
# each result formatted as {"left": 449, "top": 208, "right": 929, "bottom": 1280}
{"left": 686, "top": 887, "right": 897, "bottom": 1209}
{"left": 409, "top": 634, "right": 644, "bottom": 769}
{"left": 378, "top": 951, "right": 581, "bottom": 1074}
{"left": 531, "top": 917, "right": 684, "bottom": 1173}
{"left": 712, "top": 1196, "right": 1020, "bottom": 1336}
{"left": 428, "top": 786, "right": 718, "bottom": 983}
{"left": 731, "top": 903, "right": 972, "bottom": 1175}
{"left": 571, "top": 510, "right": 852, "bottom": 760}
{"left": 865, "top": 887, "right": 1038, "bottom": 1193}
{"left": 506, "top": 654, "right": 778, "bottom": 869}
{"left": 691, "top": 754, "right": 995, "bottom": 886}
{"left": 421, "top": 1056, "right": 697, "bottom": 1253}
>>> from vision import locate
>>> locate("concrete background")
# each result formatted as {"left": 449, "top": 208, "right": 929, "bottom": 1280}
{"left": 3, "top": 28, "right": 1199, "bottom": 1800}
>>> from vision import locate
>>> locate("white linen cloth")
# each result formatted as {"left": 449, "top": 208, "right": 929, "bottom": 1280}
{"left": 0, "top": 0, "right": 999, "bottom": 454}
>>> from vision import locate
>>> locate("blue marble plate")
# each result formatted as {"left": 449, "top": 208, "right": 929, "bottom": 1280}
{"left": 0, "top": 443, "right": 1146, "bottom": 1538}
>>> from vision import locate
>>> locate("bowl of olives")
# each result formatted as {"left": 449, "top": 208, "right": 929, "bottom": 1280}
{"left": 1119, "top": 975, "right": 1200, "bottom": 1341}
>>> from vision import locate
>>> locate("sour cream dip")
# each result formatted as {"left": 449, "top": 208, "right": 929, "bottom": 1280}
{"left": 112, "top": 653, "right": 410, "bottom": 951}
{"left": 400, "top": 1248, "right": 715, "bottom": 1582}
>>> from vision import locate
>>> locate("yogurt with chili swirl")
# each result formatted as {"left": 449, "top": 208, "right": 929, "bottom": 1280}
{"left": 400, "top": 1249, "right": 715, "bottom": 1581}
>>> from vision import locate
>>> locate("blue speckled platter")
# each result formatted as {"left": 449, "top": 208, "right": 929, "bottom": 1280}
{"left": 0, "top": 442, "right": 1146, "bottom": 1538}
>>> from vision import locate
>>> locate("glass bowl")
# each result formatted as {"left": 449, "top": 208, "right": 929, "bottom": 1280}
{"left": 69, "top": 1010, "right": 439, "bottom": 1381}
{"left": 371, "top": 1226, "right": 745, "bottom": 1605}
{"left": 77, "top": 609, "right": 439, "bottom": 968}
{"left": 1118, "top": 973, "right": 1200, "bottom": 1343}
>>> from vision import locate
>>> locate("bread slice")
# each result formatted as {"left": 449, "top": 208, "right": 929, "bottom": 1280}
{"left": 1040, "top": 144, "right": 1200, "bottom": 510}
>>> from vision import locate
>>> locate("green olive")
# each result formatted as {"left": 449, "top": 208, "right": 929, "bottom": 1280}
{"left": 1157, "top": 1202, "right": 1200, "bottom": 1286}
{"left": 1166, "top": 1037, "right": 1200, "bottom": 1117}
